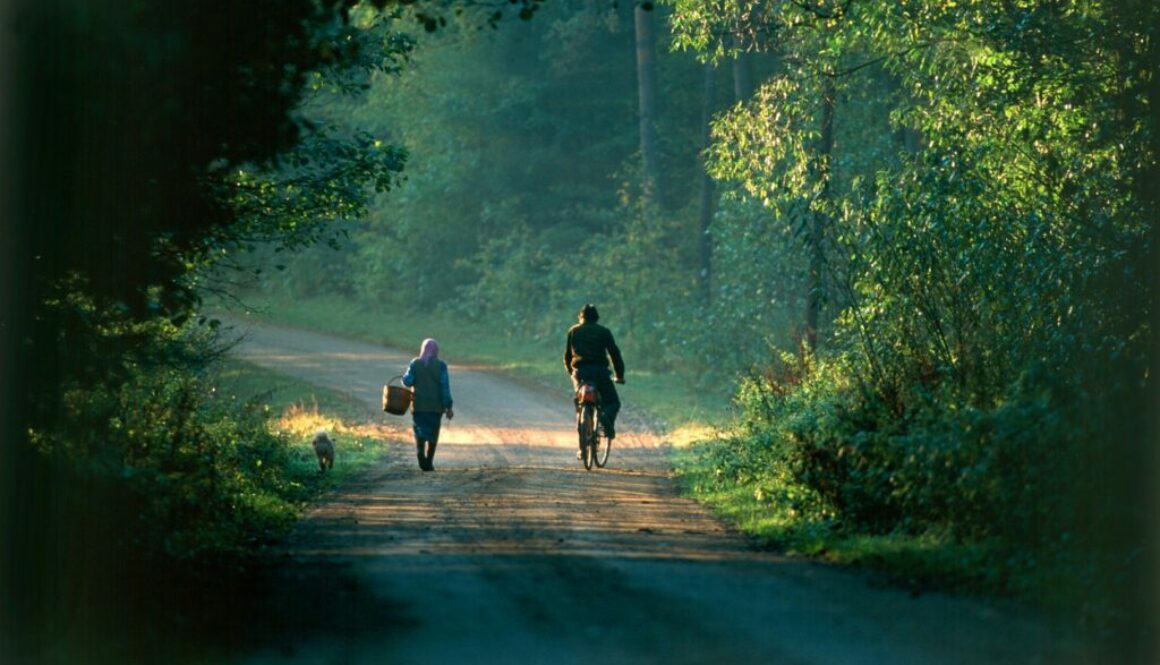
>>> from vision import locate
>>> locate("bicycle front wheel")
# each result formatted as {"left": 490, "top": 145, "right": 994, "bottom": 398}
{"left": 594, "top": 424, "right": 611, "bottom": 468}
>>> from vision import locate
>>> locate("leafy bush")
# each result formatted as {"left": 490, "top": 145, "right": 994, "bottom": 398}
{"left": 27, "top": 301, "right": 309, "bottom": 560}
{"left": 694, "top": 332, "right": 1144, "bottom": 615}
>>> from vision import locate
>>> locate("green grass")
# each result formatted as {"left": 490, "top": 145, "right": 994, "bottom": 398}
{"left": 211, "top": 357, "right": 371, "bottom": 420}
{"left": 676, "top": 437, "right": 1131, "bottom": 624}
{"left": 672, "top": 440, "right": 1022, "bottom": 601}
{"left": 207, "top": 293, "right": 731, "bottom": 429}
{"left": 209, "top": 358, "right": 395, "bottom": 494}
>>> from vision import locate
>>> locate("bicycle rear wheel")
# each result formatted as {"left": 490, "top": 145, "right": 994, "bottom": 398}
{"left": 579, "top": 404, "right": 596, "bottom": 470}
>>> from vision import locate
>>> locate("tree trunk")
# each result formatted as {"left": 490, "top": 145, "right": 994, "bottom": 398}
{"left": 696, "top": 63, "right": 717, "bottom": 304}
{"left": 732, "top": 45, "right": 754, "bottom": 101}
{"left": 806, "top": 76, "right": 835, "bottom": 352}
{"left": 634, "top": 2, "right": 660, "bottom": 208}
{"left": 886, "top": 75, "right": 922, "bottom": 153}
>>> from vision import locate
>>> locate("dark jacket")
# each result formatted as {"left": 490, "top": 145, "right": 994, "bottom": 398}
{"left": 403, "top": 359, "right": 452, "bottom": 413}
{"left": 564, "top": 321, "right": 625, "bottom": 379}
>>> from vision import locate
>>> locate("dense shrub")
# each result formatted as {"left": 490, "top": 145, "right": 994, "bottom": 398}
{"left": 713, "top": 335, "right": 1142, "bottom": 610}
{"left": 26, "top": 299, "right": 307, "bottom": 561}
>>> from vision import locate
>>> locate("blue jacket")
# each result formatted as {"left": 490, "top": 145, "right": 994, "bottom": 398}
{"left": 402, "top": 358, "right": 453, "bottom": 412}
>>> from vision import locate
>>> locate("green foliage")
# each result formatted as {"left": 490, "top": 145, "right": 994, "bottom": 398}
{"left": 214, "top": 133, "right": 408, "bottom": 253}
{"left": 216, "top": 360, "right": 393, "bottom": 489}
{"left": 682, "top": 347, "right": 1132, "bottom": 610}
{"left": 687, "top": 195, "right": 809, "bottom": 366}
{"left": 676, "top": 438, "right": 1009, "bottom": 595}
{"left": 26, "top": 291, "right": 396, "bottom": 566}
{"left": 453, "top": 219, "right": 558, "bottom": 332}
{"left": 663, "top": 0, "right": 1155, "bottom": 619}
{"left": 25, "top": 300, "right": 303, "bottom": 558}
{"left": 7, "top": 0, "right": 417, "bottom": 562}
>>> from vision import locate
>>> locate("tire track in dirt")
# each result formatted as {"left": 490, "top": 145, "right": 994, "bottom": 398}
{"left": 220, "top": 317, "right": 1099, "bottom": 665}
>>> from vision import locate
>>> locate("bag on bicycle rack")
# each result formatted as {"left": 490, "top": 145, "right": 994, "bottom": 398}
{"left": 577, "top": 383, "right": 600, "bottom": 404}
{"left": 382, "top": 375, "right": 412, "bottom": 415}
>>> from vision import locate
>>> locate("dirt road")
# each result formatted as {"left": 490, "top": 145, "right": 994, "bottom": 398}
{"left": 222, "top": 319, "right": 1095, "bottom": 665}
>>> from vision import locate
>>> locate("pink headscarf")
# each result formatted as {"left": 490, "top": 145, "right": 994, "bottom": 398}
{"left": 418, "top": 338, "right": 439, "bottom": 365}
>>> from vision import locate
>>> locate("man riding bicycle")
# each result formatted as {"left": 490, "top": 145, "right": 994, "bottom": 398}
{"left": 564, "top": 304, "right": 625, "bottom": 458}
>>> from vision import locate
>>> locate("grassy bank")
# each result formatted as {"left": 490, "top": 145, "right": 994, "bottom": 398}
{"left": 211, "top": 358, "right": 395, "bottom": 494}
{"left": 18, "top": 358, "right": 399, "bottom": 665}
{"left": 673, "top": 442, "right": 1013, "bottom": 599}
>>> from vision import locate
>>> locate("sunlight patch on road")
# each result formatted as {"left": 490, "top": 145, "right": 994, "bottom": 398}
{"left": 283, "top": 466, "right": 750, "bottom": 564}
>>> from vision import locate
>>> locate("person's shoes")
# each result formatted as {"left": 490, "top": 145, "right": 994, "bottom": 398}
{"left": 576, "top": 449, "right": 583, "bottom": 460}
{"left": 605, "top": 426, "right": 615, "bottom": 440}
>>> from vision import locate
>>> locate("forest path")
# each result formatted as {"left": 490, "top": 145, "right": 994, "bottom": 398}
{"left": 221, "top": 319, "right": 1092, "bottom": 665}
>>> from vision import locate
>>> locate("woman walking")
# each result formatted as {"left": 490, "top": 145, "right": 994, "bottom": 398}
{"left": 402, "top": 338, "right": 454, "bottom": 471}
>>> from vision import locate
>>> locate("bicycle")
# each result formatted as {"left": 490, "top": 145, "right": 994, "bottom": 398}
{"left": 575, "top": 380, "right": 611, "bottom": 470}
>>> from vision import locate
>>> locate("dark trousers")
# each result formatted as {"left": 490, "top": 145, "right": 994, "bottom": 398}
{"left": 412, "top": 411, "right": 443, "bottom": 470}
{"left": 571, "top": 366, "right": 620, "bottom": 436}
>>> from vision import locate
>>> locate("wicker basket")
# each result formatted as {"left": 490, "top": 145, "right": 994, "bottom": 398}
{"left": 382, "top": 375, "right": 412, "bottom": 415}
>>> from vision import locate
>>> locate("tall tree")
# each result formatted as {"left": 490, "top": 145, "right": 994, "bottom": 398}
{"left": 805, "top": 75, "right": 834, "bottom": 351}
{"left": 696, "top": 62, "right": 717, "bottom": 303}
{"left": 635, "top": 1, "right": 661, "bottom": 207}
{"left": 731, "top": 40, "right": 753, "bottom": 100}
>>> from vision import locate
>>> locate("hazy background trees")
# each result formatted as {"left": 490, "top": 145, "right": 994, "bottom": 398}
{"left": 249, "top": 0, "right": 806, "bottom": 378}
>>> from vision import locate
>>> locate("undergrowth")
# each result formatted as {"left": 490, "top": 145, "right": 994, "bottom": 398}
{"left": 674, "top": 349, "right": 1142, "bottom": 634}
